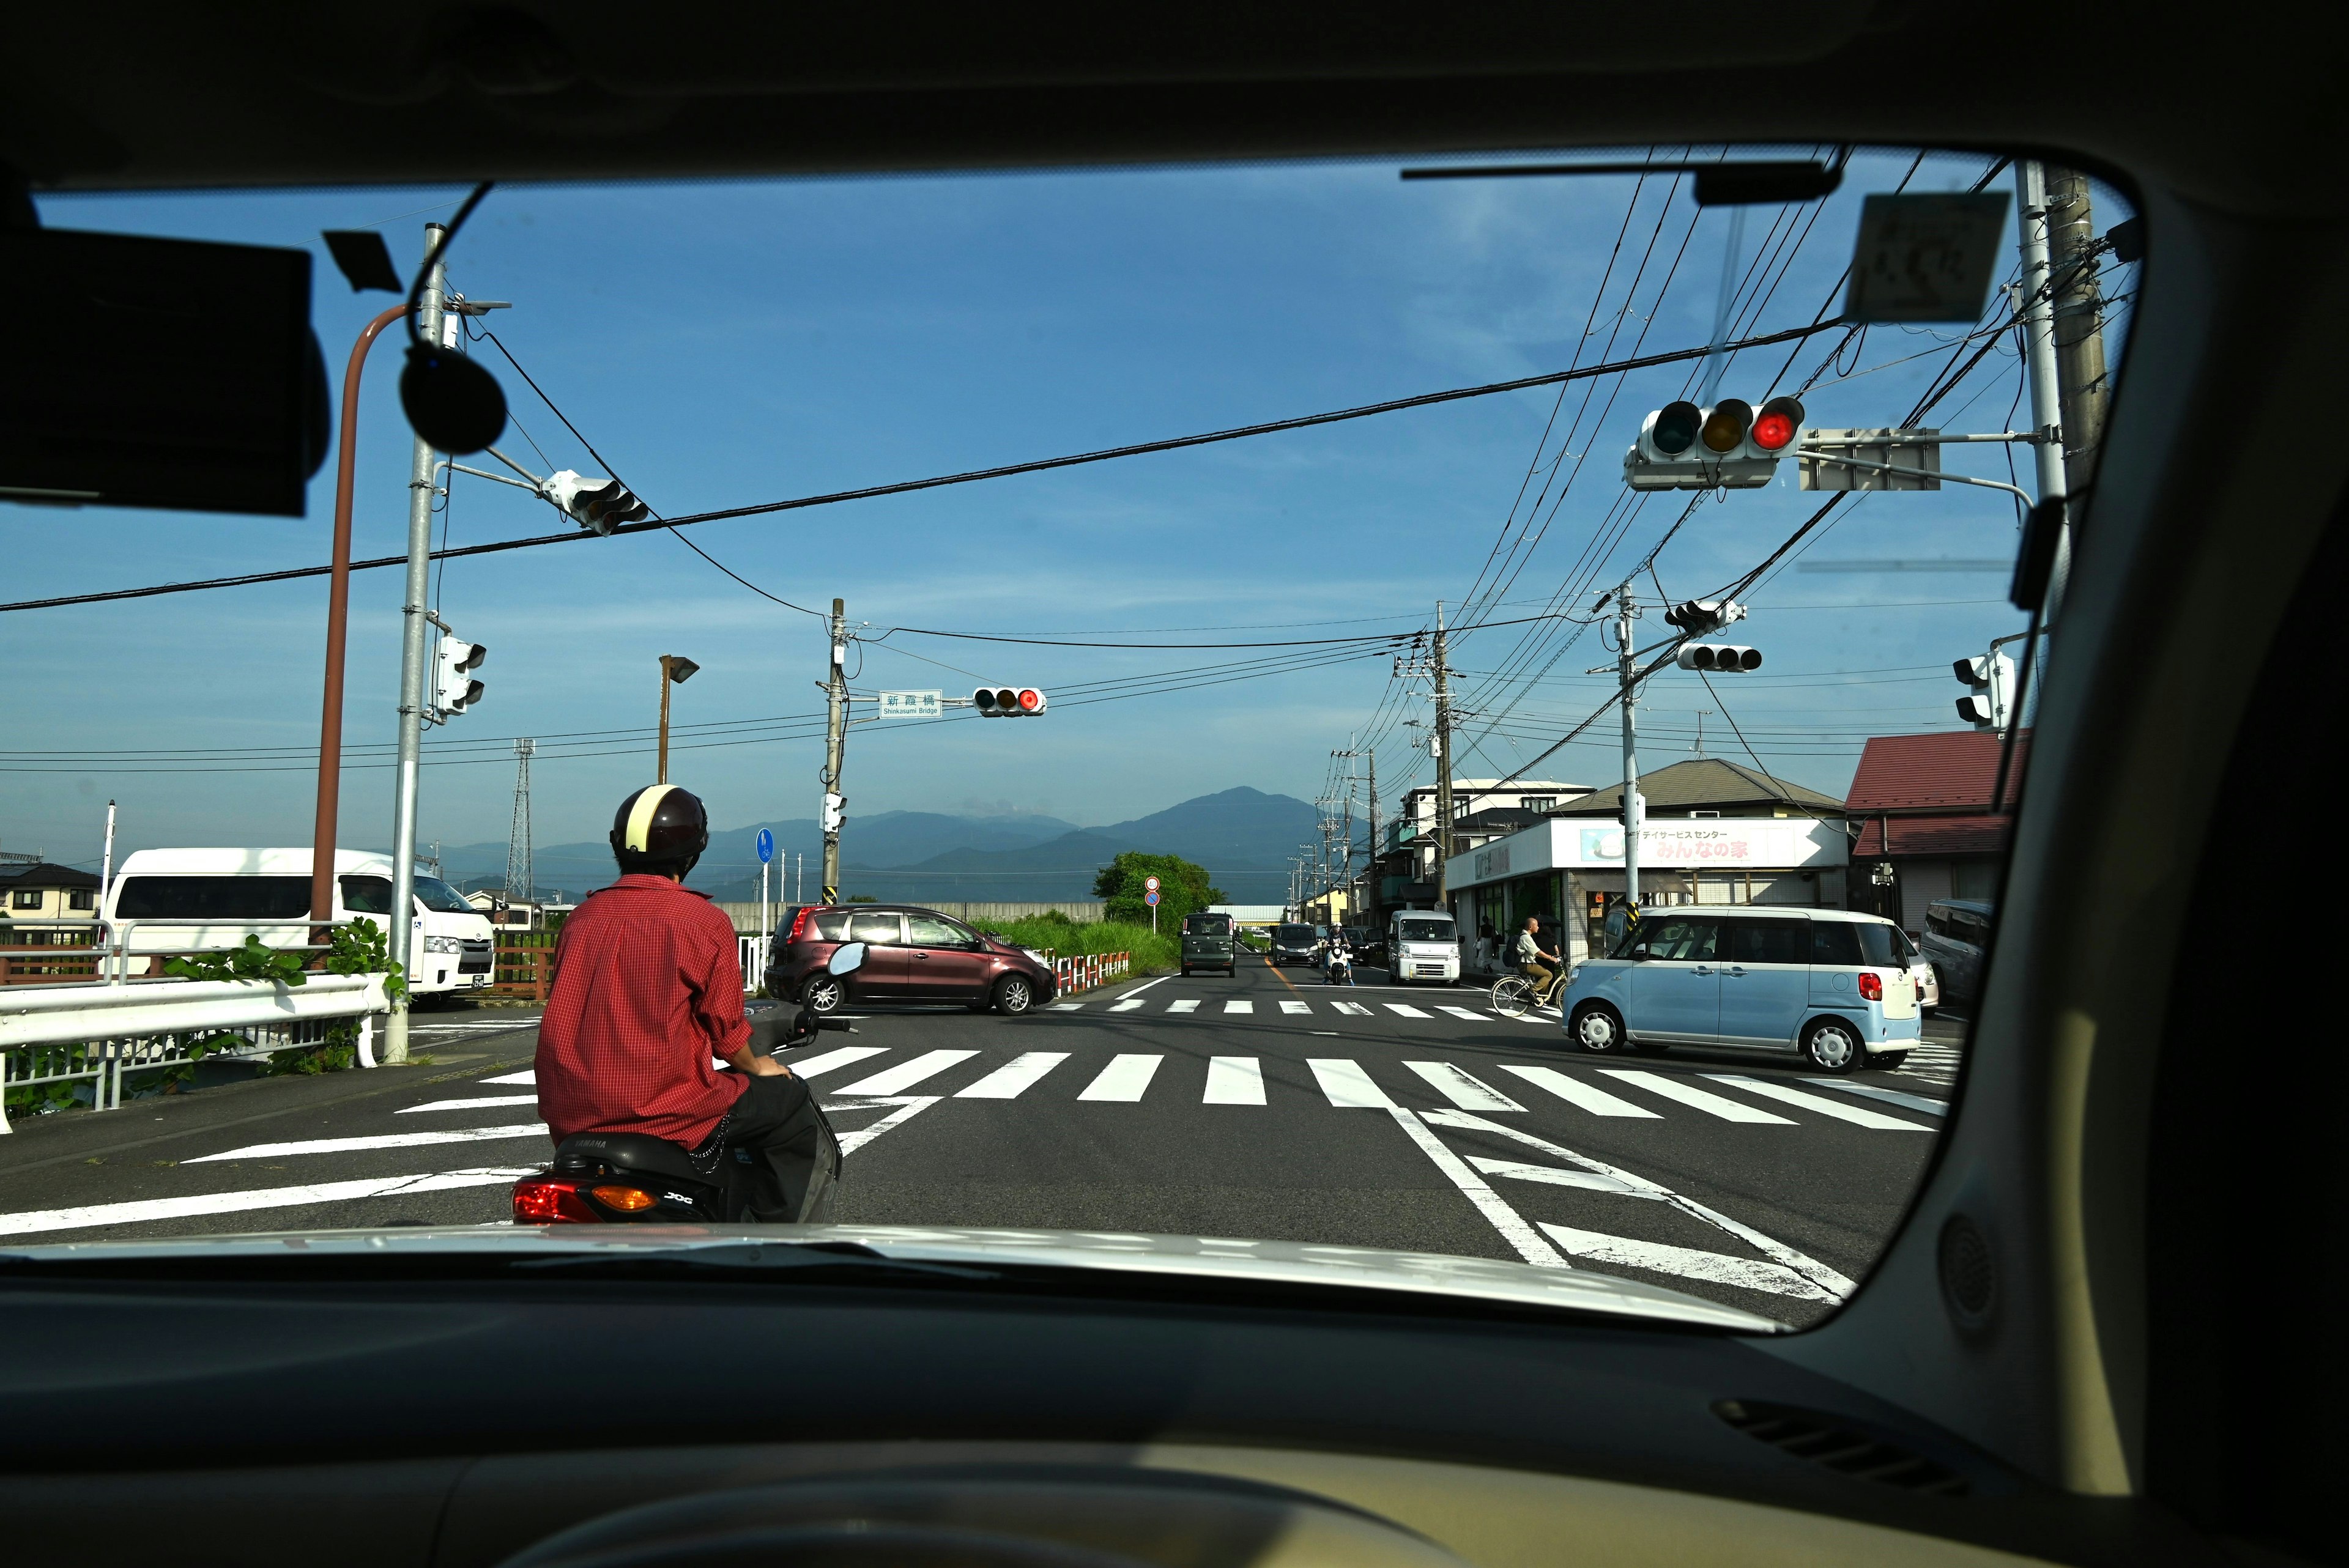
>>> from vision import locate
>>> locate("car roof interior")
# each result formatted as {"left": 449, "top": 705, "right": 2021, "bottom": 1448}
{"left": 6, "top": 6, "right": 2343, "bottom": 1566}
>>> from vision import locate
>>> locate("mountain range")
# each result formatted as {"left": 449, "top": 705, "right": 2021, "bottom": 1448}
{"left": 431, "top": 787, "right": 1317, "bottom": 905}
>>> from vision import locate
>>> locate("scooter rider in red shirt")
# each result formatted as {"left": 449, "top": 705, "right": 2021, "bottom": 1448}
{"left": 535, "top": 783, "right": 837, "bottom": 1223}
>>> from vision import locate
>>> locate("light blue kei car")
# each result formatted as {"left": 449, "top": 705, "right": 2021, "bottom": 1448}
{"left": 1556, "top": 906, "right": 1923, "bottom": 1073}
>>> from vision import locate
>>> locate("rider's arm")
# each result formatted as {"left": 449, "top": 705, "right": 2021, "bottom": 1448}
{"left": 693, "top": 909, "right": 790, "bottom": 1077}
{"left": 725, "top": 1041, "right": 790, "bottom": 1078}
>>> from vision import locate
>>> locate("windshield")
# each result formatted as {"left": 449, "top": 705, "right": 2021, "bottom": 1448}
{"left": 2, "top": 144, "right": 2129, "bottom": 1333}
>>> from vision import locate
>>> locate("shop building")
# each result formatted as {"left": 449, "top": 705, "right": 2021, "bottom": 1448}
{"left": 1844, "top": 731, "right": 2024, "bottom": 933}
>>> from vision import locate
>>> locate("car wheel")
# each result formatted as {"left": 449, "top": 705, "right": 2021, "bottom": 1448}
{"left": 1802, "top": 1017, "right": 1863, "bottom": 1074}
{"left": 1179, "top": 966, "right": 1190, "bottom": 977}
{"left": 993, "top": 975, "right": 1035, "bottom": 1017}
{"left": 1569, "top": 1002, "right": 1627, "bottom": 1054}
{"left": 801, "top": 974, "right": 845, "bottom": 1016}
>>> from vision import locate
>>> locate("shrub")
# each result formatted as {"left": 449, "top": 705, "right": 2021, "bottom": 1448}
{"left": 987, "top": 915, "right": 1179, "bottom": 977}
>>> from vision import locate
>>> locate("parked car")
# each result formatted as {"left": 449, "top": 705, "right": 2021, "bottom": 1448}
{"left": 1386, "top": 910, "right": 1461, "bottom": 985}
{"left": 764, "top": 903, "right": 1057, "bottom": 1016}
{"left": 1918, "top": 898, "right": 1993, "bottom": 1008}
{"left": 1179, "top": 911, "right": 1238, "bottom": 976}
{"left": 1268, "top": 923, "right": 1322, "bottom": 966}
{"left": 1557, "top": 907, "right": 1922, "bottom": 1073}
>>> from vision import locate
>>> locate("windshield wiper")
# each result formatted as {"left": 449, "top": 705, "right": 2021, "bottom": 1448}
{"left": 511, "top": 1240, "right": 1000, "bottom": 1284}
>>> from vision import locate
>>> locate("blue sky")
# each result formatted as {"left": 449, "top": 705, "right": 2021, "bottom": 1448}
{"left": 2, "top": 149, "right": 2128, "bottom": 875}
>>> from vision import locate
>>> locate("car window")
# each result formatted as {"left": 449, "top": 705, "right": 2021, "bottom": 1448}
{"left": 1638, "top": 916, "right": 1720, "bottom": 961}
{"left": 1811, "top": 922, "right": 1865, "bottom": 967}
{"left": 1725, "top": 918, "right": 1809, "bottom": 966}
{"left": 905, "top": 914, "right": 970, "bottom": 946}
{"left": 849, "top": 912, "right": 906, "bottom": 945}
{"left": 1855, "top": 923, "right": 1902, "bottom": 966}
{"left": 338, "top": 875, "right": 394, "bottom": 915}
{"left": 112, "top": 875, "right": 310, "bottom": 920}
{"left": 412, "top": 876, "right": 474, "bottom": 914}
{"left": 1182, "top": 914, "right": 1230, "bottom": 935}
{"left": 1396, "top": 920, "right": 1454, "bottom": 943}
{"left": 811, "top": 911, "right": 854, "bottom": 942}
{"left": 1926, "top": 908, "right": 1951, "bottom": 937}
{"left": 1954, "top": 911, "right": 1991, "bottom": 944}
{"left": 1276, "top": 925, "right": 1316, "bottom": 942}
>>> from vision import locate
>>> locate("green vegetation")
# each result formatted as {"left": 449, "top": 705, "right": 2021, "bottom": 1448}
{"left": 983, "top": 909, "right": 1179, "bottom": 977}
{"left": 1092, "top": 851, "right": 1226, "bottom": 926}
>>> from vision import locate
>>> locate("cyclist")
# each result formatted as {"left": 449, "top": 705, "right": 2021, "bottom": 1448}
{"left": 535, "top": 783, "right": 837, "bottom": 1222}
{"left": 1515, "top": 915, "right": 1564, "bottom": 1007}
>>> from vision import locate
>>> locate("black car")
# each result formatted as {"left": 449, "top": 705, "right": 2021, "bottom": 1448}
{"left": 1178, "top": 911, "right": 1238, "bottom": 976}
{"left": 1269, "top": 923, "right": 1322, "bottom": 966}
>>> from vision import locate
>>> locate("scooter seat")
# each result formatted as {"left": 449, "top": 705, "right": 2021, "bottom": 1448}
{"left": 553, "top": 1131, "right": 706, "bottom": 1183}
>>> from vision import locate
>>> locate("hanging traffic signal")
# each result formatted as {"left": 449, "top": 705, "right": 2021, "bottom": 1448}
{"left": 1624, "top": 395, "right": 1805, "bottom": 490}
{"left": 1663, "top": 599, "right": 1747, "bottom": 636}
{"left": 544, "top": 470, "right": 650, "bottom": 535}
{"left": 972, "top": 686, "right": 1048, "bottom": 717}
{"left": 1954, "top": 652, "right": 2015, "bottom": 729}
{"left": 1675, "top": 644, "right": 1762, "bottom": 671}
{"left": 433, "top": 637, "right": 486, "bottom": 718}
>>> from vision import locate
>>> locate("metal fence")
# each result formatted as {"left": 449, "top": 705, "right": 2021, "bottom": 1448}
{"left": 2, "top": 1013, "right": 365, "bottom": 1119}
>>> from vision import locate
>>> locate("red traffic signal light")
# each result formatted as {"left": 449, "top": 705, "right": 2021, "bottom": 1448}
{"left": 973, "top": 685, "right": 1048, "bottom": 717}
{"left": 1749, "top": 395, "right": 1805, "bottom": 453}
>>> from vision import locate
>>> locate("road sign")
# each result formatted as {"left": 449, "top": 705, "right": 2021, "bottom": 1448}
{"left": 1144, "top": 876, "right": 1160, "bottom": 892}
{"left": 878, "top": 690, "right": 942, "bottom": 719}
{"left": 755, "top": 828, "right": 774, "bottom": 864}
{"left": 1145, "top": 890, "right": 1160, "bottom": 906}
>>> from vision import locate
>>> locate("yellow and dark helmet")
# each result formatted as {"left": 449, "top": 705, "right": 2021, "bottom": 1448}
{"left": 610, "top": 784, "right": 710, "bottom": 876}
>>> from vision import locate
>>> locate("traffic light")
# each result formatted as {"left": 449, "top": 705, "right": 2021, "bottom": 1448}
{"left": 1663, "top": 599, "right": 1746, "bottom": 636}
{"left": 433, "top": 637, "right": 486, "bottom": 718}
{"left": 1674, "top": 644, "right": 1762, "bottom": 671}
{"left": 1954, "top": 652, "right": 2015, "bottom": 730}
{"left": 1624, "top": 395, "right": 1805, "bottom": 490}
{"left": 972, "top": 686, "right": 1048, "bottom": 717}
{"left": 543, "top": 470, "right": 650, "bottom": 535}
{"left": 820, "top": 793, "right": 845, "bottom": 832}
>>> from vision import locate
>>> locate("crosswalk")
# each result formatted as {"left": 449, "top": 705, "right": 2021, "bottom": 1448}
{"left": 1048, "top": 994, "right": 1551, "bottom": 1026}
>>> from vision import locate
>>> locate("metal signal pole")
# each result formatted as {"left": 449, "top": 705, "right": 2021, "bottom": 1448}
{"left": 2014, "top": 161, "right": 2073, "bottom": 613}
{"left": 1432, "top": 601, "right": 1455, "bottom": 904}
{"left": 821, "top": 597, "right": 847, "bottom": 903}
{"left": 1617, "top": 588, "right": 1641, "bottom": 915}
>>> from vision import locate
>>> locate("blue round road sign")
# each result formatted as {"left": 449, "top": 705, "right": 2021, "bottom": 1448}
{"left": 1145, "top": 890, "right": 1160, "bottom": 906}
{"left": 755, "top": 828, "right": 774, "bottom": 864}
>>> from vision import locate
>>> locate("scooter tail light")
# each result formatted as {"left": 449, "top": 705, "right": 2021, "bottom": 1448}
{"left": 590, "top": 1185, "right": 658, "bottom": 1212}
{"left": 1858, "top": 971, "right": 1884, "bottom": 1002}
{"left": 512, "top": 1176, "right": 599, "bottom": 1224}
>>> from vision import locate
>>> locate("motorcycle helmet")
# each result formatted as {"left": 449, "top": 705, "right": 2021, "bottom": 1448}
{"left": 610, "top": 783, "right": 710, "bottom": 878}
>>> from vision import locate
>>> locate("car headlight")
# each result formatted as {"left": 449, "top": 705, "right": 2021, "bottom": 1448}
{"left": 423, "top": 936, "right": 461, "bottom": 953}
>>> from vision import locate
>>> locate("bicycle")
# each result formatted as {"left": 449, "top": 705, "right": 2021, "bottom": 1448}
{"left": 1490, "top": 966, "right": 1567, "bottom": 1019}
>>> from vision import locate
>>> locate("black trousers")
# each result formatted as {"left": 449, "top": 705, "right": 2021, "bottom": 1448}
{"left": 714, "top": 1071, "right": 841, "bottom": 1224}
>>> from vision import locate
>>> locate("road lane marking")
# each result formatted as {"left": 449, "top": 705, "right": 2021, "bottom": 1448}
{"left": 1116, "top": 976, "right": 1169, "bottom": 999}
{"left": 1278, "top": 1000, "right": 1311, "bottom": 1015}
{"left": 1308, "top": 1059, "right": 1395, "bottom": 1108}
{"left": 1499, "top": 1065, "right": 1660, "bottom": 1118}
{"left": 1223, "top": 1000, "right": 1254, "bottom": 1014}
{"left": 1423, "top": 1110, "right": 1855, "bottom": 1300}
{"left": 1386, "top": 1108, "right": 1567, "bottom": 1268}
{"left": 481, "top": 1069, "right": 536, "bottom": 1085}
{"left": 1704, "top": 1074, "right": 1934, "bottom": 1130}
{"left": 1108, "top": 999, "right": 1147, "bottom": 1011}
{"left": 1078, "top": 1054, "right": 1163, "bottom": 1101}
{"left": 1466, "top": 1158, "right": 1658, "bottom": 1198}
{"left": 185, "top": 1125, "right": 548, "bottom": 1164}
{"left": 835, "top": 1049, "right": 981, "bottom": 1096}
{"left": 1819, "top": 1080, "right": 1949, "bottom": 1117}
{"left": 399, "top": 1094, "right": 539, "bottom": 1113}
{"left": 1383, "top": 1004, "right": 1433, "bottom": 1019}
{"left": 1203, "top": 1057, "right": 1266, "bottom": 1105}
{"left": 1431, "top": 1006, "right": 1482, "bottom": 1021}
{"left": 0, "top": 1167, "right": 540, "bottom": 1239}
{"left": 831, "top": 1095, "right": 942, "bottom": 1155}
{"left": 1167, "top": 1000, "right": 1201, "bottom": 1014}
{"left": 787, "top": 1045, "right": 890, "bottom": 1079}
{"left": 1403, "top": 1062, "right": 1526, "bottom": 1112}
{"left": 954, "top": 1052, "right": 1070, "bottom": 1099}
{"left": 1538, "top": 1224, "right": 1835, "bottom": 1301}
{"left": 1599, "top": 1070, "right": 1796, "bottom": 1123}
{"left": 1047, "top": 1002, "right": 1085, "bottom": 1010}
{"left": 1329, "top": 1001, "right": 1371, "bottom": 1016}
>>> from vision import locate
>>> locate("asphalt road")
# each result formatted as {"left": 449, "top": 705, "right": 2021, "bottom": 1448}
{"left": 0, "top": 961, "right": 1965, "bottom": 1328}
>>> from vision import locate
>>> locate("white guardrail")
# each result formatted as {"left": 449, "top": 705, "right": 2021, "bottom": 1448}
{"left": 0, "top": 974, "right": 390, "bottom": 1135}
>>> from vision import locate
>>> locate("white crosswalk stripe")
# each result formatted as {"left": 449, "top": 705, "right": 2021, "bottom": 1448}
{"left": 1436, "top": 1005, "right": 1487, "bottom": 1021}
{"left": 0, "top": 1168, "right": 538, "bottom": 1239}
{"left": 1203, "top": 1056, "right": 1266, "bottom": 1105}
{"left": 187, "top": 1123, "right": 547, "bottom": 1164}
{"left": 1167, "top": 999, "right": 1200, "bottom": 1014}
{"left": 1078, "top": 1054, "right": 1163, "bottom": 1101}
{"left": 1309, "top": 1059, "right": 1394, "bottom": 1108}
{"left": 399, "top": 1094, "right": 539, "bottom": 1114}
{"left": 1466, "top": 1158, "right": 1656, "bottom": 1197}
{"left": 1538, "top": 1223, "right": 1837, "bottom": 1300}
{"left": 1047, "top": 1002, "right": 1084, "bottom": 1011}
{"left": 1223, "top": 1000, "right": 1254, "bottom": 1014}
{"left": 1703, "top": 1074, "right": 1933, "bottom": 1131}
{"left": 480, "top": 1069, "right": 536, "bottom": 1085}
{"left": 789, "top": 1045, "right": 890, "bottom": 1079}
{"left": 1403, "top": 1062, "right": 1524, "bottom": 1112}
{"left": 1499, "top": 1065, "right": 1660, "bottom": 1118}
{"left": 954, "top": 1052, "right": 1069, "bottom": 1099}
{"left": 834, "top": 1049, "right": 980, "bottom": 1096}
{"left": 1108, "top": 999, "right": 1146, "bottom": 1012}
{"left": 1383, "top": 1004, "right": 1433, "bottom": 1019}
{"left": 1598, "top": 1070, "right": 1796, "bottom": 1124}
{"left": 1821, "top": 1079, "right": 1948, "bottom": 1117}
{"left": 1278, "top": 1000, "right": 1310, "bottom": 1015}
{"left": 1330, "top": 1001, "right": 1372, "bottom": 1016}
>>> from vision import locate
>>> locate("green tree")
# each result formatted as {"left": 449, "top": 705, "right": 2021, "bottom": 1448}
{"left": 1093, "top": 851, "right": 1226, "bottom": 926}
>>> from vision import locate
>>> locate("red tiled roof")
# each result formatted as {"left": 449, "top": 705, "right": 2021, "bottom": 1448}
{"left": 1852, "top": 814, "right": 2011, "bottom": 857}
{"left": 1844, "top": 730, "right": 2032, "bottom": 813}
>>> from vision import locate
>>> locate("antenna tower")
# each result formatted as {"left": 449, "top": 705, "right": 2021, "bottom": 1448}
{"left": 505, "top": 739, "right": 535, "bottom": 903}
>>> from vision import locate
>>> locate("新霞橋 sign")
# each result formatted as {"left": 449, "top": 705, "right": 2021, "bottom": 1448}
{"left": 878, "top": 690, "right": 942, "bottom": 719}
{"left": 1449, "top": 815, "right": 1846, "bottom": 890}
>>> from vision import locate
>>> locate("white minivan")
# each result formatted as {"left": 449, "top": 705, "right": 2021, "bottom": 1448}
{"left": 103, "top": 848, "right": 497, "bottom": 999}
{"left": 1386, "top": 909, "right": 1461, "bottom": 985}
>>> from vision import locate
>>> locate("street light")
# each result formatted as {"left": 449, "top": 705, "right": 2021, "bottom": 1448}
{"left": 658, "top": 655, "right": 700, "bottom": 783}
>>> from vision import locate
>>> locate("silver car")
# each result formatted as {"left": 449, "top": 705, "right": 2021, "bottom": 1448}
{"left": 1918, "top": 898, "right": 1993, "bottom": 1008}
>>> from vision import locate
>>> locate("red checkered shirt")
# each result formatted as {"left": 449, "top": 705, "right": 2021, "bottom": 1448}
{"left": 535, "top": 875, "right": 751, "bottom": 1145}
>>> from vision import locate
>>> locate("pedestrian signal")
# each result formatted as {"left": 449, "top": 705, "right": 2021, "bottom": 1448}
{"left": 432, "top": 637, "right": 486, "bottom": 718}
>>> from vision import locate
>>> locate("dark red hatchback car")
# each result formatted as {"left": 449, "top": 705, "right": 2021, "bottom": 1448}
{"left": 766, "top": 904, "right": 1058, "bottom": 1016}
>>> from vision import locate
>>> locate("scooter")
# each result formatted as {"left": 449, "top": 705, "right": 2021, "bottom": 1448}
{"left": 513, "top": 944, "right": 865, "bottom": 1225}
{"left": 1324, "top": 944, "right": 1354, "bottom": 986}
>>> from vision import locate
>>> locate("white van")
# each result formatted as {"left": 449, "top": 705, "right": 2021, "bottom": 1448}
{"left": 103, "top": 848, "right": 497, "bottom": 999}
{"left": 1386, "top": 909, "right": 1461, "bottom": 985}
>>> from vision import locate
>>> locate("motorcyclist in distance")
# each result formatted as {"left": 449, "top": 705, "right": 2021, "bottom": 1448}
{"left": 535, "top": 783, "right": 836, "bottom": 1222}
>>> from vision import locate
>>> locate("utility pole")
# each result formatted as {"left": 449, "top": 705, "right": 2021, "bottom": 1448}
{"left": 2044, "top": 166, "right": 2110, "bottom": 500}
{"left": 384, "top": 221, "right": 450, "bottom": 1068}
{"left": 1431, "top": 601, "right": 1455, "bottom": 906}
{"left": 1617, "top": 586, "right": 1642, "bottom": 915}
{"left": 98, "top": 800, "right": 117, "bottom": 910}
{"left": 820, "top": 597, "right": 847, "bottom": 903}
{"left": 1365, "top": 751, "right": 1379, "bottom": 925}
{"left": 2014, "top": 162, "right": 2073, "bottom": 613}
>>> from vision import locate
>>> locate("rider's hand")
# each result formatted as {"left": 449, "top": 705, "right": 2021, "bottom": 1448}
{"left": 724, "top": 1043, "right": 793, "bottom": 1078}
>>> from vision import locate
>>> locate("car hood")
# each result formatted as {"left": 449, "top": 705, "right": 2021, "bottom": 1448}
{"left": 5, "top": 1224, "right": 1784, "bottom": 1332}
